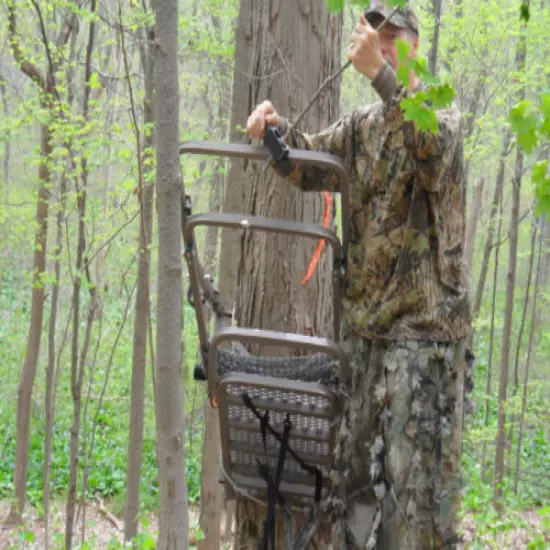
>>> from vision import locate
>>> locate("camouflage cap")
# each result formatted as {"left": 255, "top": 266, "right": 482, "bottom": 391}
{"left": 364, "top": 1, "right": 419, "bottom": 36}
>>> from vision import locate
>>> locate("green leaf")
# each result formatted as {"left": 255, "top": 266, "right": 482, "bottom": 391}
{"left": 532, "top": 161, "right": 548, "bottom": 185}
{"left": 396, "top": 66, "right": 409, "bottom": 87}
{"left": 89, "top": 72, "right": 101, "bottom": 89}
{"left": 520, "top": 2, "right": 530, "bottom": 22}
{"left": 534, "top": 194, "right": 550, "bottom": 218}
{"left": 396, "top": 39, "right": 412, "bottom": 85}
{"left": 326, "top": 0, "right": 345, "bottom": 12}
{"left": 411, "top": 57, "right": 438, "bottom": 86}
{"left": 509, "top": 101, "right": 539, "bottom": 153}
{"left": 400, "top": 95, "right": 438, "bottom": 133}
{"left": 426, "top": 83, "right": 456, "bottom": 108}
{"left": 540, "top": 94, "right": 550, "bottom": 137}
{"left": 385, "top": 0, "right": 409, "bottom": 7}
{"left": 396, "top": 39, "right": 410, "bottom": 64}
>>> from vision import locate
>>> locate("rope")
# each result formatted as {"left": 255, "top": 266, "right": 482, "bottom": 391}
{"left": 301, "top": 191, "right": 333, "bottom": 285}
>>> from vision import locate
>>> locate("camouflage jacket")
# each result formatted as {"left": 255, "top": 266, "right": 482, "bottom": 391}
{"left": 275, "top": 62, "right": 472, "bottom": 342}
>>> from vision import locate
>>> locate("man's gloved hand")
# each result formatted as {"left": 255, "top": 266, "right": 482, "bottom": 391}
{"left": 247, "top": 100, "right": 281, "bottom": 139}
{"left": 347, "top": 14, "right": 385, "bottom": 81}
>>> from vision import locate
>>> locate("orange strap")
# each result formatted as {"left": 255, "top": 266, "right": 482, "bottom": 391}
{"left": 301, "top": 191, "right": 332, "bottom": 285}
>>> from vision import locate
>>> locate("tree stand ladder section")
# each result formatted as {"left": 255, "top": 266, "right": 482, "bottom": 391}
{"left": 179, "top": 129, "right": 351, "bottom": 549}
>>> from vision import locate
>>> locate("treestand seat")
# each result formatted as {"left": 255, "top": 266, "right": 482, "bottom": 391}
{"left": 218, "top": 370, "right": 337, "bottom": 504}
{"left": 179, "top": 133, "right": 351, "bottom": 539}
{"left": 210, "top": 332, "right": 346, "bottom": 504}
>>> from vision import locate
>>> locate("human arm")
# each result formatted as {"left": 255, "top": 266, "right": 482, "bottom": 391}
{"left": 370, "top": 61, "right": 462, "bottom": 193}
{"left": 247, "top": 101, "right": 354, "bottom": 192}
{"left": 349, "top": 14, "right": 462, "bottom": 193}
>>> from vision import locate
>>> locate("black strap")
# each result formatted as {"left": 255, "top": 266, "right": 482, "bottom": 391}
{"left": 259, "top": 415, "right": 291, "bottom": 550}
{"left": 242, "top": 393, "right": 324, "bottom": 550}
{"left": 242, "top": 393, "right": 323, "bottom": 490}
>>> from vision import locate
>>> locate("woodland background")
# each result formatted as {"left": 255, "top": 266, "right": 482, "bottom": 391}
{"left": 0, "top": 0, "right": 549, "bottom": 548}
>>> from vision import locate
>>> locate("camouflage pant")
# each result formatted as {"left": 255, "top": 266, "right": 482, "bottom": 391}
{"left": 330, "top": 324, "right": 469, "bottom": 550}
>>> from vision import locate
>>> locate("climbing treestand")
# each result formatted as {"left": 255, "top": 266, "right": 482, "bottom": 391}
{"left": 180, "top": 129, "right": 351, "bottom": 549}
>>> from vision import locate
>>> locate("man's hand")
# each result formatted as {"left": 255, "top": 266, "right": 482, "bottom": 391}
{"left": 347, "top": 14, "right": 385, "bottom": 81}
{"left": 247, "top": 100, "right": 281, "bottom": 139}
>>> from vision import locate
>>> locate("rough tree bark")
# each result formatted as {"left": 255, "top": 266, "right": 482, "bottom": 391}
{"left": 7, "top": 4, "right": 78, "bottom": 523}
{"left": 229, "top": 1, "right": 342, "bottom": 548}
{"left": 124, "top": 13, "right": 156, "bottom": 542}
{"left": 493, "top": 1, "right": 528, "bottom": 509}
{"left": 153, "top": 0, "right": 189, "bottom": 545}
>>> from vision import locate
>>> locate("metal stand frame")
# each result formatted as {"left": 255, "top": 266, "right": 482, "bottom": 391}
{"left": 179, "top": 131, "right": 350, "bottom": 513}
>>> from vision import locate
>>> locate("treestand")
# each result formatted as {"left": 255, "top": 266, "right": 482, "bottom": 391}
{"left": 180, "top": 131, "right": 350, "bottom": 548}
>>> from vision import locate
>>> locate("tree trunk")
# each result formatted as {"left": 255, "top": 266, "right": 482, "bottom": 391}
{"left": 217, "top": 0, "right": 254, "bottom": 314}
{"left": 65, "top": 7, "right": 98, "bottom": 545}
{"left": 464, "top": 177, "right": 484, "bottom": 271}
{"left": 0, "top": 73, "right": 9, "bottom": 187}
{"left": 197, "top": 76, "right": 230, "bottom": 550}
{"left": 428, "top": 0, "right": 443, "bottom": 75}
{"left": 231, "top": 1, "right": 342, "bottom": 547}
{"left": 202, "top": 14, "right": 230, "bottom": 278}
{"left": 473, "top": 130, "right": 511, "bottom": 317}
{"left": 493, "top": 143, "right": 523, "bottom": 510}
{"left": 505, "top": 219, "right": 538, "bottom": 478}
{"left": 198, "top": 402, "right": 223, "bottom": 550}
{"left": 202, "top": 8, "right": 254, "bottom": 546}
{"left": 66, "top": 299, "right": 97, "bottom": 549}
{"left": 7, "top": 2, "right": 78, "bottom": 523}
{"left": 514, "top": 219, "right": 544, "bottom": 494}
{"left": 9, "top": 120, "right": 52, "bottom": 522}
{"left": 124, "top": 20, "right": 156, "bottom": 542}
{"left": 43, "top": 172, "right": 67, "bottom": 547}
{"left": 153, "top": 0, "right": 189, "bottom": 545}
{"left": 202, "top": 170, "right": 224, "bottom": 276}
{"left": 481, "top": 183, "right": 503, "bottom": 482}
{"left": 538, "top": 213, "right": 550, "bottom": 289}
{"left": 493, "top": 2, "right": 527, "bottom": 510}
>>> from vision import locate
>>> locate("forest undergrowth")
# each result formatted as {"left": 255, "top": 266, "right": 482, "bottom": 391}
{"left": 1, "top": 260, "right": 549, "bottom": 548}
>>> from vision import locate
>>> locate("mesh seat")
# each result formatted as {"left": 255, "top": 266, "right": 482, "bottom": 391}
{"left": 216, "top": 349, "right": 340, "bottom": 504}
{"left": 216, "top": 348, "right": 339, "bottom": 385}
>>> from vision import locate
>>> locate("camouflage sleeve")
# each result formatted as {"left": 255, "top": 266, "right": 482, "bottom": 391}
{"left": 269, "top": 114, "right": 354, "bottom": 192}
{"left": 372, "top": 61, "right": 462, "bottom": 193}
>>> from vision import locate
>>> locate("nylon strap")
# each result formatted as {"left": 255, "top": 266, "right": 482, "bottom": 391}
{"left": 242, "top": 393, "right": 324, "bottom": 550}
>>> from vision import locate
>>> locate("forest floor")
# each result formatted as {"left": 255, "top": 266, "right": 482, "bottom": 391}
{"left": 0, "top": 501, "right": 547, "bottom": 549}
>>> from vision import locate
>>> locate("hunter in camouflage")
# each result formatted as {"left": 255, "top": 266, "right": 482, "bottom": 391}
{"left": 247, "top": 2, "right": 473, "bottom": 549}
